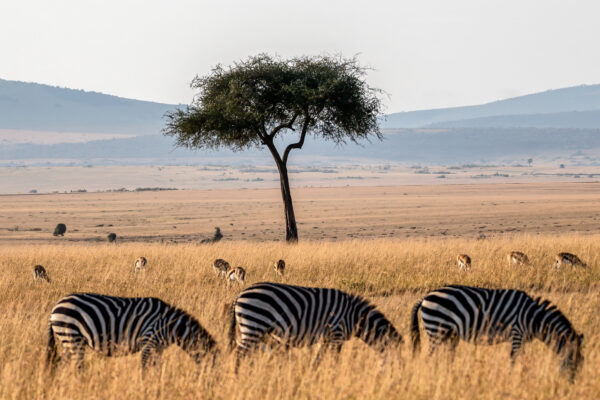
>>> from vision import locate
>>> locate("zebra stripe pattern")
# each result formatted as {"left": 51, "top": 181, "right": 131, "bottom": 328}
{"left": 47, "top": 293, "right": 217, "bottom": 371}
{"left": 229, "top": 282, "right": 402, "bottom": 360}
{"left": 411, "top": 285, "right": 584, "bottom": 380}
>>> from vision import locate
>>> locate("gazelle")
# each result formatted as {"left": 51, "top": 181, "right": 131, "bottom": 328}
{"left": 213, "top": 259, "right": 231, "bottom": 277}
{"left": 135, "top": 257, "right": 148, "bottom": 273}
{"left": 227, "top": 266, "right": 246, "bottom": 286}
{"left": 34, "top": 265, "right": 50, "bottom": 282}
{"left": 555, "top": 253, "right": 586, "bottom": 270}
{"left": 507, "top": 251, "right": 529, "bottom": 266}
{"left": 273, "top": 259, "right": 285, "bottom": 277}
{"left": 457, "top": 254, "right": 471, "bottom": 271}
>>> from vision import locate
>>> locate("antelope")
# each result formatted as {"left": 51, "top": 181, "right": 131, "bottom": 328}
{"left": 457, "top": 254, "right": 471, "bottom": 271}
{"left": 34, "top": 265, "right": 50, "bottom": 282}
{"left": 507, "top": 251, "right": 529, "bottom": 266}
{"left": 227, "top": 266, "right": 246, "bottom": 286}
{"left": 213, "top": 259, "right": 231, "bottom": 277}
{"left": 273, "top": 259, "right": 285, "bottom": 277}
{"left": 555, "top": 253, "right": 587, "bottom": 270}
{"left": 135, "top": 257, "right": 148, "bottom": 273}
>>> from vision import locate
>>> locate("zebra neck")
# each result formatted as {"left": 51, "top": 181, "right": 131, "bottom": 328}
{"left": 529, "top": 302, "right": 574, "bottom": 354}
{"left": 353, "top": 299, "right": 387, "bottom": 344}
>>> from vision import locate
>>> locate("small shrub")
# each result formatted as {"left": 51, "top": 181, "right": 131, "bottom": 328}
{"left": 53, "top": 223, "right": 67, "bottom": 236}
{"left": 107, "top": 233, "right": 117, "bottom": 243}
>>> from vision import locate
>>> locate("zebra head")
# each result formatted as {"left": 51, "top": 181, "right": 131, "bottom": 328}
{"left": 531, "top": 298, "right": 584, "bottom": 380}
{"left": 172, "top": 311, "right": 218, "bottom": 364}
{"left": 559, "top": 332, "right": 584, "bottom": 382}
{"left": 351, "top": 297, "right": 403, "bottom": 351}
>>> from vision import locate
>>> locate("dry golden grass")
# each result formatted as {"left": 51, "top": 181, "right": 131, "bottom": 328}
{"left": 1, "top": 235, "right": 599, "bottom": 399}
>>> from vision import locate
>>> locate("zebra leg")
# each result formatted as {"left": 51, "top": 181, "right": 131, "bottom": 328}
{"left": 60, "top": 337, "right": 86, "bottom": 371}
{"left": 426, "top": 329, "right": 444, "bottom": 356}
{"left": 447, "top": 334, "right": 460, "bottom": 362}
{"left": 510, "top": 329, "right": 524, "bottom": 363}
{"left": 141, "top": 344, "right": 163, "bottom": 372}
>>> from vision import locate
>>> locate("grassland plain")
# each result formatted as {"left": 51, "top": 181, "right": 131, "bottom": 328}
{"left": 2, "top": 182, "right": 600, "bottom": 244}
{"left": 1, "top": 237, "right": 599, "bottom": 399}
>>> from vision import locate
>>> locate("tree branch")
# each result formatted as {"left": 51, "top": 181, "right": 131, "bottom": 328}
{"left": 282, "top": 113, "right": 310, "bottom": 165}
{"left": 268, "top": 113, "right": 299, "bottom": 140}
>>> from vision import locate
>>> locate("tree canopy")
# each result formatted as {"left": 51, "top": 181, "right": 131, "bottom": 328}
{"left": 164, "top": 54, "right": 382, "bottom": 152}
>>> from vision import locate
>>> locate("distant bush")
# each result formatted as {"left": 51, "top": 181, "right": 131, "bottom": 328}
{"left": 107, "top": 233, "right": 117, "bottom": 243}
{"left": 53, "top": 223, "right": 67, "bottom": 236}
{"left": 134, "top": 187, "right": 178, "bottom": 192}
{"left": 201, "top": 227, "right": 223, "bottom": 244}
{"left": 29, "top": 189, "right": 37, "bottom": 194}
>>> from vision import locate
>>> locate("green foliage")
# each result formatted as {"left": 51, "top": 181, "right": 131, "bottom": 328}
{"left": 163, "top": 54, "right": 383, "bottom": 152}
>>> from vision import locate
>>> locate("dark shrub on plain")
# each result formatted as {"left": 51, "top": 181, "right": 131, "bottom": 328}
{"left": 53, "top": 223, "right": 67, "bottom": 236}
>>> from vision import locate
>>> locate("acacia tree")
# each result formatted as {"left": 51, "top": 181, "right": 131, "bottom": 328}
{"left": 164, "top": 54, "right": 382, "bottom": 242}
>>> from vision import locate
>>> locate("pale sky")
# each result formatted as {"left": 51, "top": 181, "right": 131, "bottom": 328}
{"left": 1, "top": 0, "right": 599, "bottom": 112}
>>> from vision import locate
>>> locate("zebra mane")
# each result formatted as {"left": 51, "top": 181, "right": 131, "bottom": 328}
{"left": 165, "top": 305, "right": 216, "bottom": 349}
{"left": 530, "top": 295, "right": 575, "bottom": 341}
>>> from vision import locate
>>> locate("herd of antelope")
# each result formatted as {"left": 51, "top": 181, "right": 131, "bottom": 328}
{"left": 456, "top": 251, "right": 587, "bottom": 271}
{"left": 33, "top": 249, "right": 584, "bottom": 285}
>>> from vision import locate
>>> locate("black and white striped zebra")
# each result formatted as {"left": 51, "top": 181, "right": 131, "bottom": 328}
{"left": 229, "top": 282, "right": 403, "bottom": 363}
{"left": 411, "top": 285, "right": 584, "bottom": 380}
{"left": 47, "top": 293, "right": 217, "bottom": 371}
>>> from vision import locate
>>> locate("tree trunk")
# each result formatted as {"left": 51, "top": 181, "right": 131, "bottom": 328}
{"left": 264, "top": 140, "right": 299, "bottom": 242}
{"left": 278, "top": 164, "right": 298, "bottom": 242}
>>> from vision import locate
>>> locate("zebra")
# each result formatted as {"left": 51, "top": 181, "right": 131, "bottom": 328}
{"left": 34, "top": 265, "right": 50, "bottom": 282}
{"left": 226, "top": 266, "right": 246, "bottom": 286}
{"left": 457, "top": 254, "right": 471, "bottom": 271}
{"left": 555, "top": 252, "right": 587, "bottom": 270}
{"left": 229, "top": 282, "right": 403, "bottom": 367}
{"left": 273, "top": 259, "right": 285, "bottom": 277}
{"left": 411, "top": 285, "right": 584, "bottom": 381}
{"left": 213, "top": 258, "right": 231, "bottom": 277}
{"left": 135, "top": 257, "right": 147, "bottom": 273}
{"left": 507, "top": 251, "right": 529, "bottom": 266}
{"left": 47, "top": 293, "right": 217, "bottom": 372}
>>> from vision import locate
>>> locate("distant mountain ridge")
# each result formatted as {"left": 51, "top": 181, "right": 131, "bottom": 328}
{"left": 381, "top": 84, "right": 600, "bottom": 129}
{"left": 0, "top": 78, "right": 178, "bottom": 134}
{"left": 1, "top": 79, "right": 600, "bottom": 166}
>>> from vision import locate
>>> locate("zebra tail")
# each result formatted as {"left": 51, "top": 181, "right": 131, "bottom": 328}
{"left": 46, "top": 322, "right": 60, "bottom": 370}
{"left": 228, "top": 302, "right": 237, "bottom": 351}
{"left": 410, "top": 299, "right": 423, "bottom": 355}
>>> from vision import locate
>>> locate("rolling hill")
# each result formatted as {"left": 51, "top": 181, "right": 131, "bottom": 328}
{"left": 0, "top": 78, "right": 177, "bottom": 134}
{"left": 381, "top": 84, "right": 600, "bottom": 129}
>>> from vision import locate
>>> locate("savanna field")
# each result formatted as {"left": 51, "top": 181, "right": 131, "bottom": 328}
{"left": 1, "top": 184, "right": 600, "bottom": 399}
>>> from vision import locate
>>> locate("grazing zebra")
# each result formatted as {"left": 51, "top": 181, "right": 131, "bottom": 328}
{"left": 135, "top": 257, "right": 147, "bottom": 273}
{"left": 411, "top": 285, "right": 584, "bottom": 381}
{"left": 47, "top": 293, "right": 217, "bottom": 371}
{"left": 273, "top": 259, "right": 285, "bottom": 277}
{"left": 34, "top": 265, "right": 50, "bottom": 282}
{"left": 213, "top": 258, "right": 231, "bottom": 277}
{"left": 507, "top": 251, "right": 529, "bottom": 266}
{"left": 555, "top": 252, "right": 587, "bottom": 270}
{"left": 457, "top": 254, "right": 471, "bottom": 271}
{"left": 229, "top": 282, "right": 403, "bottom": 366}
{"left": 227, "top": 266, "right": 246, "bottom": 286}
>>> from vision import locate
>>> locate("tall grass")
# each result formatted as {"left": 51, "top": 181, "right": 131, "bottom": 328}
{"left": 0, "top": 235, "right": 598, "bottom": 399}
